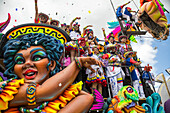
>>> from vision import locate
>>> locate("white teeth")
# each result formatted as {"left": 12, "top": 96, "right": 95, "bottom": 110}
{"left": 27, "top": 72, "right": 35, "bottom": 76}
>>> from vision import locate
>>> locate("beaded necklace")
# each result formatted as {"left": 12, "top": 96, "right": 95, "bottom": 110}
{"left": 19, "top": 101, "right": 49, "bottom": 113}
{"left": 0, "top": 77, "right": 17, "bottom": 93}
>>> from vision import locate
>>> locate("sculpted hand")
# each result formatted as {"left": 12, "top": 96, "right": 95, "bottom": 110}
{"left": 79, "top": 57, "right": 104, "bottom": 73}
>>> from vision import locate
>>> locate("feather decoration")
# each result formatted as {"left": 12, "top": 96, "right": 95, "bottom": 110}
{"left": 0, "top": 13, "right": 11, "bottom": 32}
{"left": 153, "top": 0, "right": 165, "bottom": 16}
{"left": 90, "top": 88, "right": 104, "bottom": 110}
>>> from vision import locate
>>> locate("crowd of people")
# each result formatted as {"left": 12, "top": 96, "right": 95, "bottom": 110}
{"left": 34, "top": 0, "right": 146, "bottom": 99}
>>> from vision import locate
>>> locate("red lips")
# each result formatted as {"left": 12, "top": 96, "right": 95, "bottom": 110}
{"left": 23, "top": 69, "right": 37, "bottom": 80}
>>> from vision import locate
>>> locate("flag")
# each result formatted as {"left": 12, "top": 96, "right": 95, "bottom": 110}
{"left": 129, "top": 35, "right": 137, "bottom": 43}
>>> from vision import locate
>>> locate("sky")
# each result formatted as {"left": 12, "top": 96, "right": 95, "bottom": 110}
{"left": 0, "top": 0, "right": 170, "bottom": 81}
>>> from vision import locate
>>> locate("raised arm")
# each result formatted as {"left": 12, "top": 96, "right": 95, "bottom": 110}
{"left": 102, "top": 28, "right": 107, "bottom": 39}
{"left": 87, "top": 47, "right": 92, "bottom": 55}
{"left": 69, "top": 17, "right": 81, "bottom": 30}
{"left": 8, "top": 57, "right": 103, "bottom": 107}
{"left": 82, "top": 25, "right": 93, "bottom": 36}
{"left": 122, "top": 1, "right": 131, "bottom": 8}
{"left": 94, "top": 36, "right": 99, "bottom": 45}
{"left": 35, "top": 0, "right": 39, "bottom": 23}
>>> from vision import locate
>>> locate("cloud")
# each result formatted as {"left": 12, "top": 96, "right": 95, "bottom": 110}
{"left": 131, "top": 36, "right": 158, "bottom": 74}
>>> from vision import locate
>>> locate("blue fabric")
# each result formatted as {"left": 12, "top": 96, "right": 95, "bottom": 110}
{"left": 142, "top": 71, "right": 152, "bottom": 80}
{"left": 124, "top": 7, "right": 132, "bottom": 17}
{"left": 126, "top": 58, "right": 138, "bottom": 81}
{"left": 116, "top": 7, "right": 122, "bottom": 17}
{"left": 104, "top": 41, "right": 109, "bottom": 45}
{"left": 96, "top": 38, "right": 99, "bottom": 42}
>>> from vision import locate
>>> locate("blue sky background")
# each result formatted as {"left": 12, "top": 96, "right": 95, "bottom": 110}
{"left": 152, "top": 13, "right": 170, "bottom": 79}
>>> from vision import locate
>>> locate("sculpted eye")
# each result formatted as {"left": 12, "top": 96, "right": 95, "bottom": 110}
{"left": 32, "top": 55, "right": 42, "bottom": 61}
{"left": 32, "top": 51, "right": 47, "bottom": 61}
{"left": 15, "top": 56, "right": 25, "bottom": 64}
{"left": 126, "top": 87, "right": 133, "bottom": 93}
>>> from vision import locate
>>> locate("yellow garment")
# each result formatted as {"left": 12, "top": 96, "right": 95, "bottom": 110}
{"left": 0, "top": 78, "right": 24, "bottom": 111}
{"left": 3, "top": 81, "right": 83, "bottom": 113}
{"left": 42, "top": 81, "right": 83, "bottom": 113}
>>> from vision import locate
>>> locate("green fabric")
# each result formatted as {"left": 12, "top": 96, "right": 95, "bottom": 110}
{"left": 0, "top": 33, "right": 3, "bottom": 40}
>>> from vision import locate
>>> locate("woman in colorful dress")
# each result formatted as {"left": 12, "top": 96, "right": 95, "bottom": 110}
{"left": 65, "top": 17, "right": 84, "bottom": 62}
{"left": 86, "top": 46, "right": 107, "bottom": 95}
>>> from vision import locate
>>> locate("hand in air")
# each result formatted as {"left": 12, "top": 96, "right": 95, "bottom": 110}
{"left": 76, "top": 17, "right": 81, "bottom": 19}
{"left": 87, "top": 25, "right": 93, "bottom": 27}
{"left": 102, "top": 28, "right": 105, "bottom": 31}
{"left": 79, "top": 57, "right": 104, "bottom": 73}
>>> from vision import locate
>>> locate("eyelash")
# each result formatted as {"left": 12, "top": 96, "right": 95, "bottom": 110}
{"left": 14, "top": 51, "right": 47, "bottom": 64}
{"left": 31, "top": 51, "right": 47, "bottom": 61}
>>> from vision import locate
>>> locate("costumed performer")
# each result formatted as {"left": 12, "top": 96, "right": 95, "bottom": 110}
{"left": 118, "top": 35, "right": 132, "bottom": 57}
{"left": 103, "top": 44, "right": 125, "bottom": 97}
{"left": 65, "top": 17, "right": 84, "bottom": 62}
{"left": 102, "top": 28, "right": 115, "bottom": 46}
{"left": 86, "top": 46, "right": 107, "bottom": 95}
{"left": 34, "top": 0, "right": 49, "bottom": 24}
{"left": 125, "top": 51, "right": 146, "bottom": 99}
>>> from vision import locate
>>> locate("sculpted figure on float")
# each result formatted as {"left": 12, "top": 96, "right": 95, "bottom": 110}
{"left": 0, "top": 23, "right": 104, "bottom": 113}
{"left": 138, "top": 0, "right": 169, "bottom": 40}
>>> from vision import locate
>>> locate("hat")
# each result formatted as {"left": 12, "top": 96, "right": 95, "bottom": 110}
{"left": 119, "top": 35, "right": 128, "bottom": 42}
{"left": 91, "top": 45, "right": 99, "bottom": 51}
{"left": 126, "top": 7, "right": 132, "bottom": 10}
{"left": 124, "top": 51, "right": 137, "bottom": 58}
{"left": 73, "top": 22, "right": 80, "bottom": 27}
{"left": 38, "top": 13, "right": 49, "bottom": 23}
{"left": 85, "top": 29, "right": 93, "bottom": 36}
{"left": 61, "top": 23, "right": 66, "bottom": 27}
{"left": 50, "top": 20, "right": 60, "bottom": 27}
{"left": 0, "top": 23, "right": 71, "bottom": 58}
{"left": 106, "top": 44, "right": 117, "bottom": 52}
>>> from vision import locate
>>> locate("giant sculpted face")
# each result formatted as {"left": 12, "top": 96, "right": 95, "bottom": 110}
{"left": 14, "top": 46, "right": 55, "bottom": 84}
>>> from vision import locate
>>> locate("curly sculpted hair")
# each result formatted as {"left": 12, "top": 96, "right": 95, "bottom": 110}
{"left": 3, "top": 33, "right": 64, "bottom": 79}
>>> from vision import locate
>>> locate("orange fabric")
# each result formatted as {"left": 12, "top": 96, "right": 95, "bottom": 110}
{"left": 0, "top": 78, "right": 24, "bottom": 111}
{"left": 42, "top": 81, "right": 83, "bottom": 113}
{"left": 2, "top": 81, "right": 82, "bottom": 112}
